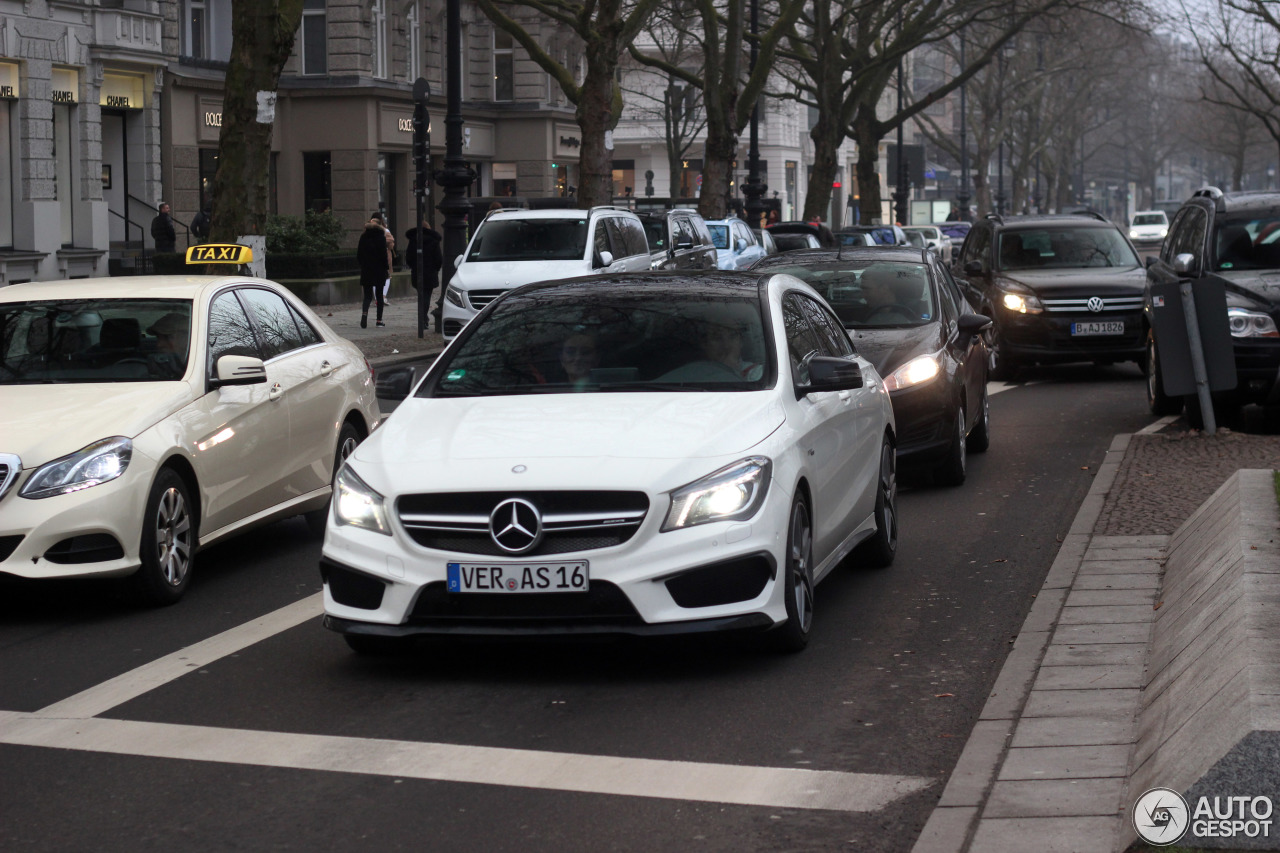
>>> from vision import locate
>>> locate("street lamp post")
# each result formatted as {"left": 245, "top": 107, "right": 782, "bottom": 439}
{"left": 957, "top": 32, "right": 970, "bottom": 221}
{"left": 741, "top": 0, "right": 767, "bottom": 229}
{"left": 893, "top": 30, "right": 909, "bottom": 226}
{"left": 435, "top": 0, "right": 475, "bottom": 334}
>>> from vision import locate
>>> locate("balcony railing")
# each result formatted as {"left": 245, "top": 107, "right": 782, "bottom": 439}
{"left": 94, "top": 9, "right": 163, "bottom": 55}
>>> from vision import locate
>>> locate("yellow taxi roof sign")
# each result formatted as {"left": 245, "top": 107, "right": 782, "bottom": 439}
{"left": 186, "top": 243, "right": 254, "bottom": 265}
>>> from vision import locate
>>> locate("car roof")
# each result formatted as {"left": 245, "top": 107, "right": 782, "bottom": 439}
{"left": 752, "top": 247, "right": 930, "bottom": 267}
{"left": 1212, "top": 190, "right": 1280, "bottom": 214}
{"left": 485, "top": 208, "right": 626, "bottom": 221}
{"left": 986, "top": 213, "right": 1116, "bottom": 229}
{"left": 512, "top": 270, "right": 770, "bottom": 298}
{"left": 0, "top": 276, "right": 259, "bottom": 302}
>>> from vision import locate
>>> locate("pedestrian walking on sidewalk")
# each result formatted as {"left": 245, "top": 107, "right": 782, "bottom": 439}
{"left": 404, "top": 217, "right": 442, "bottom": 329}
{"left": 151, "top": 202, "right": 176, "bottom": 253}
{"left": 357, "top": 218, "right": 389, "bottom": 328}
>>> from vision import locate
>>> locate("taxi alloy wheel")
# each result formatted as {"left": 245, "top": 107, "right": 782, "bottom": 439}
{"left": 306, "top": 422, "right": 363, "bottom": 537}
{"left": 857, "top": 437, "right": 898, "bottom": 568}
{"left": 771, "top": 494, "right": 814, "bottom": 652}
{"left": 133, "top": 468, "right": 195, "bottom": 605}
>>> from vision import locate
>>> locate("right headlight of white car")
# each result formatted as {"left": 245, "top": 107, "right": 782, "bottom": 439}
{"left": 20, "top": 436, "right": 132, "bottom": 499}
{"left": 662, "top": 456, "right": 772, "bottom": 532}
{"left": 333, "top": 465, "right": 392, "bottom": 535}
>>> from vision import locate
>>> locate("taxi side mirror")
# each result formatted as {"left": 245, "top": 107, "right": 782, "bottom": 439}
{"left": 212, "top": 355, "right": 267, "bottom": 388}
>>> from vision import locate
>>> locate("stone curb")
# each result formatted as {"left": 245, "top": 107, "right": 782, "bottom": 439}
{"left": 911, "top": 433, "right": 1135, "bottom": 853}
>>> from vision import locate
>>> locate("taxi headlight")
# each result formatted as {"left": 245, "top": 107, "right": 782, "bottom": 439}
{"left": 333, "top": 466, "right": 392, "bottom": 535}
{"left": 1000, "top": 290, "right": 1044, "bottom": 314}
{"left": 663, "top": 456, "right": 771, "bottom": 532}
{"left": 1227, "top": 307, "right": 1280, "bottom": 338}
{"left": 883, "top": 354, "right": 941, "bottom": 392}
{"left": 20, "top": 437, "right": 132, "bottom": 499}
{"left": 445, "top": 285, "right": 465, "bottom": 307}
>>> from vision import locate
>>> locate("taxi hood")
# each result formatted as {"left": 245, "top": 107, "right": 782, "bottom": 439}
{"left": 358, "top": 392, "right": 787, "bottom": 467}
{"left": 0, "top": 383, "right": 192, "bottom": 468}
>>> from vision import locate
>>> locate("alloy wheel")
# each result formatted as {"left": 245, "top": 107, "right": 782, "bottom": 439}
{"left": 154, "top": 487, "right": 192, "bottom": 587}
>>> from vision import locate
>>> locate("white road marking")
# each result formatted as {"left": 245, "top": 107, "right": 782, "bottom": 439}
{"left": 0, "top": 711, "right": 932, "bottom": 812}
{"left": 37, "top": 593, "right": 324, "bottom": 719}
{"left": 1137, "top": 415, "right": 1179, "bottom": 435}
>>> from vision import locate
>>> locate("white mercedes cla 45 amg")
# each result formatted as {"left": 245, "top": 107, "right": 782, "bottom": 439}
{"left": 321, "top": 271, "right": 897, "bottom": 654}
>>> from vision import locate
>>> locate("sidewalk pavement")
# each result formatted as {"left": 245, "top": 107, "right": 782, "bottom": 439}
{"left": 317, "top": 293, "right": 446, "bottom": 369}
{"left": 914, "top": 423, "right": 1280, "bottom": 853}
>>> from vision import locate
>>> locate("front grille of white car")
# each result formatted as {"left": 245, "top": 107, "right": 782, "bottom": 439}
{"left": 397, "top": 491, "right": 650, "bottom": 557}
{"left": 466, "top": 289, "right": 508, "bottom": 310}
{"left": 0, "top": 454, "right": 21, "bottom": 501}
{"left": 1041, "top": 296, "right": 1144, "bottom": 313}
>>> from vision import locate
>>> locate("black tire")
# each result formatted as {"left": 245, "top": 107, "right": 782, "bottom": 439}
{"left": 1146, "top": 332, "right": 1182, "bottom": 416}
{"left": 306, "top": 421, "right": 363, "bottom": 537}
{"left": 967, "top": 385, "right": 991, "bottom": 454}
{"left": 855, "top": 436, "right": 898, "bottom": 568}
{"left": 132, "top": 468, "right": 196, "bottom": 606}
{"left": 987, "top": 320, "right": 1020, "bottom": 382}
{"left": 769, "top": 494, "right": 814, "bottom": 653}
{"left": 344, "top": 633, "right": 412, "bottom": 656}
{"left": 934, "top": 404, "right": 968, "bottom": 487}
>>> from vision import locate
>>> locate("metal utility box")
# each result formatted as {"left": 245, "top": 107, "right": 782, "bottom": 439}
{"left": 1149, "top": 278, "right": 1236, "bottom": 396}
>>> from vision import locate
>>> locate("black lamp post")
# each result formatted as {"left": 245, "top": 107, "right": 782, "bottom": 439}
{"left": 435, "top": 0, "right": 475, "bottom": 333}
{"left": 893, "top": 39, "right": 909, "bottom": 226}
{"left": 741, "top": 0, "right": 767, "bottom": 228}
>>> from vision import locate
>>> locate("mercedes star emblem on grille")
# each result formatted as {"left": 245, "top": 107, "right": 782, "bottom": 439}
{"left": 489, "top": 497, "right": 544, "bottom": 554}
{"left": 1087, "top": 297, "right": 1105, "bottom": 313}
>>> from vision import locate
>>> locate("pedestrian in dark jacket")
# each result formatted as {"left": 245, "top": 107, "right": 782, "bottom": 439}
{"left": 190, "top": 205, "right": 211, "bottom": 243}
{"left": 404, "top": 219, "right": 443, "bottom": 308}
{"left": 357, "top": 219, "right": 390, "bottom": 328}
{"left": 151, "top": 202, "right": 176, "bottom": 253}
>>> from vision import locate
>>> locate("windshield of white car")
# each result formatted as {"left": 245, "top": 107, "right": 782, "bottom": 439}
{"left": 1213, "top": 215, "right": 1280, "bottom": 272}
{"left": 760, "top": 261, "right": 936, "bottom": 328}
{"left": 465, "top": 219, "right": 589, "bottom": 262}
{"left": 0, "top": 299, "right": 193, "bottom": 384}
{"left": 1132, "top": 214, "right": 1166, "bottom": 226}
{"left": 427, "top": 291, "right": 771, "bottom": 396}
{"left": 998, "top": 226, "right": 1139, "bottom": 270}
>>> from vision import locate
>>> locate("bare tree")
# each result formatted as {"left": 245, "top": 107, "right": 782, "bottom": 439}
{"left": 208, "top": 0, "right": 305, "bottom": 243}
{"left": 478, "top": 0, "right": 663, "bottom": 207}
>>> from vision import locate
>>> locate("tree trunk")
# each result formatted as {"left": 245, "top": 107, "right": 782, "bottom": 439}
{"left": 209, "top": 0, "right": 304, "bottom": 244}
{"left": 803, "top": 117, "right": 841, "bottom": 222}
{"left": 576, "top": 45, "right": 619, "bottom": 209}
{"left": 852, "top": 110, "right": 884, "bottom": 225}
{"left": 699, "top": 123, "right": 737, "bottom": 220}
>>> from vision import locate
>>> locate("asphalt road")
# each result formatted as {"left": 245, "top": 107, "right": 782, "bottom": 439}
{"left": 0, "top": 363, "right": 1158, "bottom": 852}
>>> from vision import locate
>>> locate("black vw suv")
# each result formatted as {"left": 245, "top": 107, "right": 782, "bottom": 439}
{"left": 1144, "top": 187, "right": 1280, "bottom": 424}
{"left": 952, "top": 213, "right": 1146, "bottom": 380}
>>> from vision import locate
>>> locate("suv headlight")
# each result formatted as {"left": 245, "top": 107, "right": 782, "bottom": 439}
{"left": 445, "top": 285, "right": 465, "bottom": 307}
{"left": 1227, "top": 307, "right": 1280, "bottom": 338}
{"left": 20, "top": 437, "right": 132, "bottom": 499}
{"left": 883, "top": 354, "right": 941, "bottom": 392}
{"left": 333, "top": 466, "right": 392, "bottom": 535}
{"left": 1000, "top": 289, "right": 1044, "bottom": 314}
{"left": 662, "top": 456, "right": 771, "bottom": 532}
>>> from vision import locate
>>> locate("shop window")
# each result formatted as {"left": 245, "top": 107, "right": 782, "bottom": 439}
{"left": 372, "top": 0, "right": 388, "bottom": 79}
{"left": 53, "top": 104, "right": 74, "bottom": 247}
{"left": 493, "top": 162, "right": 517, "bottom": 198}
{"left": 300, "top": 0, "right": 327, "bottom": 76}
{"left": 199, "top": 148, "right": 218, "bottom": 213}
{"left": 303, "top": 151, "right": 332, "bottom": 213}
{"left": 377, "top": 153, "right": 397, "bottom": 238}
{"left": 493, "top": 29, "right": 513, "bottom": 101}
{"left": 679, "top": 158, "right": 703, "bottom": 199}
{"left": 611, "top": 159, "right": 635, "bottom": 198}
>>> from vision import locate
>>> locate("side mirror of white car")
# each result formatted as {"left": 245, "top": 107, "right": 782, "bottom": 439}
{"left": 212, "top": 354, "right": 268, "bottom": 388}
{"left": 454, "top": 254, "right": 465, "bottom": 271}
{"left": 598, "top": 250, "right": 614, "bottom": 268}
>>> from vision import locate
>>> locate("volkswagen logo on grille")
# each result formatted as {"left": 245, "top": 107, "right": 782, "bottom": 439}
{"left": 489, "top": 498, "right": 544, "bottom": 554}
{"left": 1087, "top": 297, "right": 1105, "bottom": 313}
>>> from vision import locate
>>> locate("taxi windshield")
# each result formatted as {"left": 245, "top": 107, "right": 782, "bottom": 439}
{"left": 0, "top": 299, "right": 193, "bottom": 384}
{"left": 427, "top": 289, "right": 771, "bottom": 396}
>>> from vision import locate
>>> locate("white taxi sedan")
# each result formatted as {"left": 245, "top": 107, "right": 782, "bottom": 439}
{"left": 0, "top": 268, "right": 379, "bottom": 603}
{"left": 322, "top": 271, "right": 897, "bottom": 654}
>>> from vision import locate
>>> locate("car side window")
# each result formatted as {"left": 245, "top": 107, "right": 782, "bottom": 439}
{"left": 238, "top": 288, "right": 305, "bottom": 360}
{"left": 1162, "top": 210, "right": 1188, "bottom": 264}
{"left": 738, "top": 223, "right": 756, "bottom": 247}
{"left": 934, "top": 266, "right": 960, "bottom": 328}
{"left": 287, "top": 303, "right": 321, "bottom": 346}
{"left": 782, "top": 293, "right": 826, "bottom": 385}
{"left": 962, "top": 226, "right": 990, "bottom": 268}
{"left": 207, "top": 290, "right": 260, "bottom": 367}
{"left": 1173, "top": 208, "right": 1208, "bottom": 263}
{"left": 626, "top": 218, "right": 649, "bottom": 257}
{"left": 806, "top": 297, "right": 856, "bottom": 357}
{"left": 690, "top": 217, "right": 713, "bottom": 246}
{"left": 593, "top": 220, "right": 612, "bottom": 262}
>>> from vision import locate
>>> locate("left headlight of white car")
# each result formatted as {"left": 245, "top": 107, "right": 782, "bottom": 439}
{"left": 333, "top": 465, "right": 392, "bottom": 535}
{"left": 662, "top": 456, "right": 771, "bottom": 532}
{"left": 20, "top": 436, "right": 132, "bottom": 499}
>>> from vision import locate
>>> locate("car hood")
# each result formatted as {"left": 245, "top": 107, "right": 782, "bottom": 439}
{"left": 452, "top": 260, "right": 589, "bottom": 291}
{"left": 1214, "top": 270, "right": 1280, "bottom": 309}
{"left": 0, "top": 382, "right": 193, "bottom": 468}
{"left": 996, "top": 265, "right": 1146, "bottom": 296}
{"left": 848, "top": 324, "right": 942, "bottom": 377}
{"left": 354, "top": 392, "right": 786, "bottom": 490}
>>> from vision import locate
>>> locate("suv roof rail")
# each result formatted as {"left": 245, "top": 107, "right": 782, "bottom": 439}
{"left": 590, "top": 205, "right": 623, "bottom": 214}
{"left": 1193, "top": 186, "right": 1224, "bottom": 200}
{"left": 1075, "top": 210, "right": 1109, "bottom": 222}
{"left": 984, "top": 213, "right": 1003, "bottom": 224}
